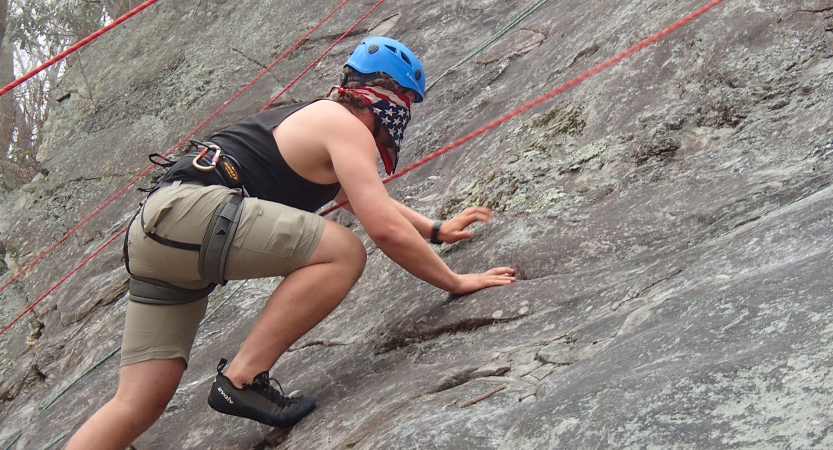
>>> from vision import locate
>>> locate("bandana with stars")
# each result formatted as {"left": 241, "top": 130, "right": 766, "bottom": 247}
{"left": 330, "top": 85, "right": 412, "bottom": 175}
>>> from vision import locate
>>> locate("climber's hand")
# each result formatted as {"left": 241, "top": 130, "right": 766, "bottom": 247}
{"left": 439, "top": 207, "right": 494, "bottom": 244}
{"left": 451, "top": 267, "right": 516, "bottom": 295}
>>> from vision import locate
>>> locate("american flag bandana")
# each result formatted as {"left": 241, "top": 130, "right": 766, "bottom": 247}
{"left": 329, "top": 85, "right": 412, "bottom": 175}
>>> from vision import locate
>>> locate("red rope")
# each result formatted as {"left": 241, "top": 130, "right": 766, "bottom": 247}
{"left": 157, "top": 0, "right": 351, "bottom": 160}
{"left": 0, "top": 0, "right": 350, "bottom": 300}
{"left": 0, "top": 0, "right": 382, "bottom": 337}
{"left": 0, "top": 228, "right": 126, "bottom": 336}
{"left": 0, "top": 0, "right": 161, "bottom": 98}
{"left": 319, "top": 0, "right": 727, "bottom": 216}
{"left": 0, "top": 0, "right": 725, "bottom": 337}
{"left": 261, "top": 0, "right": 386, "bottom": 111}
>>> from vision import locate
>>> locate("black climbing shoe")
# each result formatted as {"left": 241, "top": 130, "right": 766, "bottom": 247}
{"left": 207, "top": 358, "right": 316, "bottom": 427}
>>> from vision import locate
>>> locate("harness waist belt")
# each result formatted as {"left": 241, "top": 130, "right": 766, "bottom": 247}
{"left": 170, "top": 145, "right": 245, "bottom": 190}
{"left": 155, "top": 180, "right": 206, "bottom": 189}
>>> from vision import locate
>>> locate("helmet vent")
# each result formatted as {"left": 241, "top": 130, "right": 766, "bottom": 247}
{"left": 400, "top": 53, "right": 412, "bottom": 66}
{"left": 368, "top": 44, "right": 379, "bottom": 54}
{"left": 385, "top": 44, "right": 398, "bottom": 53}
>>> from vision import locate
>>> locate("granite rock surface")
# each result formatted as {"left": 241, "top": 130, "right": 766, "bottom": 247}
{"left": 2, "top": 0, "right": 833, "bottom": 448}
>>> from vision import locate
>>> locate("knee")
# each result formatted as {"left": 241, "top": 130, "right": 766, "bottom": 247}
{"left": 341, "top": 230, "right": 367, "bottom": 273}
{"left": 114, "top": 382, "right": 176, "bottom": 422}
{"left": 329, "top": 227, "right": 366, "bottom": 281}
{"left": 118, "top": 394, "right": 171, "bottom": 422}
{"left": 311, "top": 222, "right": 367, "bottom": 273}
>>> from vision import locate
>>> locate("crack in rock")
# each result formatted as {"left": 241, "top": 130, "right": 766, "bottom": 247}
{"left": 231, "top": 47, "right": 270, "bottom": 70}
{"left": 611, "top": 268, "right": 683, "bottom": 311}
{"left": 794, "top": 7, "right": 833, "bottom": 14}
{"left": 568, "top": 43, "right": 600, "bottom": 68}
{"left": 256, "top": 427, "right": 291, "bottom": 450}
{"left": 287, "top": 337, "right": 359, "bottom": 352}
{"left": 231, "top": 47, "right": 285, "bottom": 85}
{"left": 424, "top": 367, "right": 478, "bottom": 395}
{"left": 375, "top": 315, "right": 527, "bottom": 355}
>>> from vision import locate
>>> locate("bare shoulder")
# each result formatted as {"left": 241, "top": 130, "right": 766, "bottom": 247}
{"left": 278, "top": 99, "right": 369, "bottom": 149}
{"left": 294, "top": 99, "right": 359, "bottom": 127}
{"left": 297, "top": 100, "right": 375, "bottom": 153}
{"left": 274, "top": 100, "right": 372, "bottom": 183}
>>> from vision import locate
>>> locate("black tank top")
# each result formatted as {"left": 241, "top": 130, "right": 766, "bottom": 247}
{"left": 162, "top": 100, "right": 341, "bottom": 212}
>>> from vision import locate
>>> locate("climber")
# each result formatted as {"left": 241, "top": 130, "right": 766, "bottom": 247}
{"left": 66, "top": 36, "right": 515, "bottom": 449}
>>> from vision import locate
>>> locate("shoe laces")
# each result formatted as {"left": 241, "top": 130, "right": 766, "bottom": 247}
{"left": 245, "top": 373, "right": 300, "bottom": 408}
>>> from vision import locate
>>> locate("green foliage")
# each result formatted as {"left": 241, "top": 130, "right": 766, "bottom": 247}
{"left": 8, "top": 0, "right": 104, "bottom": 51}
{"left": 0, "top": 0, "right": 106, "bottom": 188}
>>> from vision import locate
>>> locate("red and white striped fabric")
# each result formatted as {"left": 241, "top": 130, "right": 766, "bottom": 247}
{"left": 330, "top": 85, "right": 412, "bottom": 174}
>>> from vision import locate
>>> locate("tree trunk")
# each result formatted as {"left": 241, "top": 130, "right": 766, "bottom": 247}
{"left": 0, "top": 0, "right": 8, "bottom": 48}
{"left": 0, "top": 0, "right": 11, "bottom": 156}
{"left": 0, "top": 39, "right": 13, "bottom": 157}
{"left": 102, "top": 0, "right": 134, "bottom": 19}
{"left": 0, "top": 0, "right": 13, "bottom": 191}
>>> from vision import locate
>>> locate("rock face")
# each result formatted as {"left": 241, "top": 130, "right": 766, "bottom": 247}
{"left": 2, "top": 0, "right": 833, "bottom": 448}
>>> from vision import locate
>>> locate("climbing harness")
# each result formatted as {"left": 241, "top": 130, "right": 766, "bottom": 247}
{"left": 0, "top": 0, "right": 352, "bottom": 302}
{"left": 198, "top": 193, "right": 244, "bottom": 285}
{"left": 125, "top": 140, "right": 248, "bottom": 304}
{"left": 127, "top": 195, "right": 242, "bottom": 299}
{"left": 125, "top": 190, "right": 231, "bottom": 305}
{"left": 128, "top": 275, "right": 217, "bottom": 305}
{"left": 186, "top": 140, "right": 247, "bottom": 191}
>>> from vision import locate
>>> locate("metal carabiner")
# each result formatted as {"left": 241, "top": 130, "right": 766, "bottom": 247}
{"left": 192, "top": 143, "right": 222, "bottom": 172}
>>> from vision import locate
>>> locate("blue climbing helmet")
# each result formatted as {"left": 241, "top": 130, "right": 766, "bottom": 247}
{"left": 344, "top": 36, "right": 426, "bottom": 103}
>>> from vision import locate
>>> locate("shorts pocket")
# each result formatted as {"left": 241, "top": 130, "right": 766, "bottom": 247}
{"left": 234, "top": 201, "right": 306, "bottom": 258}
{"left": 271, "top": 213, "right": 305, "bottom": 258}
{"left": 142, "top": 201, "right": 175, "bottom": 234}
{"left": 142, "top": 183, "right": 201, "bottom": 234}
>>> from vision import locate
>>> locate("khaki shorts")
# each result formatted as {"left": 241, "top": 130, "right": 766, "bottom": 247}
{"left": 121, "top": 181, "right": 326, "bottom": 367}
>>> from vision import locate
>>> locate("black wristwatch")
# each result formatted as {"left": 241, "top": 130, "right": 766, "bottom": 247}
{"left": 430, "top": 220, "right": 444, "bottom": 245}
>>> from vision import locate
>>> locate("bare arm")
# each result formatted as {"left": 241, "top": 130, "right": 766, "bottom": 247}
{"left": 335, "top": 191, "right": 498, "bottom": 245}
{"left": 321, "top": 103, "right": 514, "bottom": 294}
{"left": 391, "top": 200, "right": 496, "bottom": 244}
{"left": 390, "top": 199, "right": 434, "bottom": 238}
